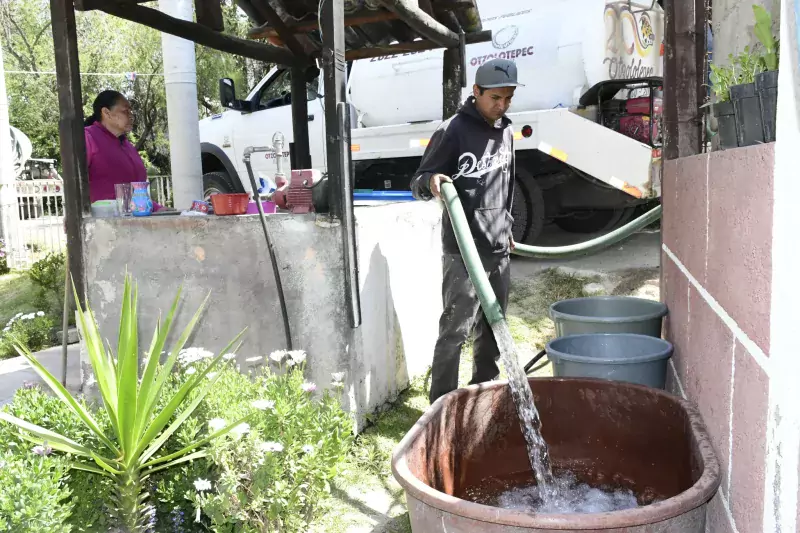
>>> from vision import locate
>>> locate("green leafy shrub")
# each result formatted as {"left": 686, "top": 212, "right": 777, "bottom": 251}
{"left": 0, "top": 239, "right": 9, "bottom": 275}
{"left": 0, "top": 385, "right": 115, "bottom": 532}
{"left": 0, "top": 451, "right": 74, "bottom": 532}
{"left": 190, "top": 350, "right": 354, "bottom": 533}
{"left": 27, "top": 252, "right": 65, "bottom": 316}
{"left": 0, "top": 276, "right": 250, "bottom": 532}
{"left": 0, "top": 312, "right": 54, "bottom": 359}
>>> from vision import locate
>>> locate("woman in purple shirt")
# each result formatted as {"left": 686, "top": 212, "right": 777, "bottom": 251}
{"left": 84, "top": 90, "right": 161, "bottom": 210}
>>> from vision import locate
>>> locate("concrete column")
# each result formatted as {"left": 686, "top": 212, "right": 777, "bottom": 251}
{"left": 763, "top": 0, "right": 800, "bottom": 530}
{"left": 0, "top": 44, "right": 19, "bottom": 268}
{"left": 159, "top": 0, "right": 204, "bottom": 210}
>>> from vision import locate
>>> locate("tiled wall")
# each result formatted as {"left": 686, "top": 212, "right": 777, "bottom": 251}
{"left": 662, "top": 143, "right": 774, "bottom": 533}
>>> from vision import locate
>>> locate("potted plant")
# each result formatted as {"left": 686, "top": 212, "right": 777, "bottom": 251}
{"left": 728, "top": 46, "right": 765, "bottom": 147}
{"left": 753, "top": 4, "right": 779, "bottom": 142}
{"left": 708, "top": 63, "right": 738, "bottom": 150}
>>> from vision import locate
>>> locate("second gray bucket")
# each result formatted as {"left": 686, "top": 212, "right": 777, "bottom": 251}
{"left": 550, "top": 296, "right": 668, "bottom": 337}
{"left": 547, "top": 333, "right": 674, "bottom": 388}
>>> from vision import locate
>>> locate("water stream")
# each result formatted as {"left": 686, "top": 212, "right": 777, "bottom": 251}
{"left": 491, "top": 320, "right": 559, "bottom": 506}
{"left": 491, "top": 321, "right": 642, "bottom": 513}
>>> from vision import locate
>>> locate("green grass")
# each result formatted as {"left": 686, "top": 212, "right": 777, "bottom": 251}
{"left": 0, "top": 272, "right": 39, "bottom": 327}
{"left": 311, "top": 268, "right": 600, "bottom": 532}
{"left": 310, "top": 380, "right": 427, "bottom": 533}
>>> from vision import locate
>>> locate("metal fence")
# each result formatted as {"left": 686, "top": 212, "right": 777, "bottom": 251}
{"left": 1, "top": 175, "right": 174, "bottom": 270}
{"left": 149, "top": 175, "right": 174, "bottom": 208}
{"left": 1, "top": 179, "right": 66, "bottom": 269}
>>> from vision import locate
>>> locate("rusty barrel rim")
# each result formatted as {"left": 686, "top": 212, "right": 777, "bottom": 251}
{"left": 391, "top": 377, "right": 721, "bottom": 530}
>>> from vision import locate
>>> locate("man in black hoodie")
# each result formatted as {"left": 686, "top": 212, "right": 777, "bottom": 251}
{"left": 410, "top": 58, "right": 522, "bottom": 404}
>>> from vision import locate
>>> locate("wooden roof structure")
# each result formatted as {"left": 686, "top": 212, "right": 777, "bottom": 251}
{"left": 74, "top": 0, "right": 491, "bottom": 66}
{"left": 53, "top": 0, "right": 491, "bottom": 324}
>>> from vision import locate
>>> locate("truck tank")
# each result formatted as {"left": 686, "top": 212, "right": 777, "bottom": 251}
{"left": 349, "top": 0, "right": 664, "bottom": 127}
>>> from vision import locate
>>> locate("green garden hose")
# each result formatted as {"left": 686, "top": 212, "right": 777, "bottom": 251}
{"left": 511, "top": 204, "right": 662, "bottom": 259}
{"left": 440, "top": 182, "right": 506, "bottom": 327}
{"left": 440, "top": 182, "right": 662, "bottom": 377}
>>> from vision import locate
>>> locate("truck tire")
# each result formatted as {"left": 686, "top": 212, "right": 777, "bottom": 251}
{"left": 554, "top": 208, "right": 632, "bottom": 234}
{"left": 513, "top": 173, "right": 545, "bottom": 244}
{"left": 203, "top": 171, "right": 236, "bottom": 200}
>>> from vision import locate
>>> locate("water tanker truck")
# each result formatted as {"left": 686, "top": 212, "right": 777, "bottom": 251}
{"left": 198, "top": 0, "right": 665, "bottom": 243}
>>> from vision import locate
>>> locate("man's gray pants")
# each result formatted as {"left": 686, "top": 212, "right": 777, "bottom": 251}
{"left": 429, "top": 252, "right": 510, "bottom": 404}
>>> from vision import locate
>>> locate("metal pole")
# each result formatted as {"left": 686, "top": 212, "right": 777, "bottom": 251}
{"left": 51, "top": 0, "right": 89, "bottom": 305}
{"left": 0, "top": 43, "right": 20, "bottom": 269}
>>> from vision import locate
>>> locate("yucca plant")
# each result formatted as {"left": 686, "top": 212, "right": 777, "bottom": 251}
{"left": 0, "top": 275, "right": 253, "bottom": 532}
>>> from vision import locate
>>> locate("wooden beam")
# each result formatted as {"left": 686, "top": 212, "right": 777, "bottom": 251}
{"left": 378, "top": 0, "right": 459, "bottom": 48}
{"left": 89, "top": 1, "right": 299, "bottom": 65}
{"left": 249, "top": 10, "right": 399, "bottom": 40}
{"left": 663, "top": 0, "right": 705, "bottom": 159}
{"left": 50, "top": 0, "right": 89, "bottom": 306}
{"left": 442, "top": 46, "right": 463, "bottom": 118}
{"left": 290, "top": 66, "right": 312, "bottom": 169}
{"left": 248, "top": 0, "right": 305, "bottom": 57}
{"left": 340, "top": 29, "right": 490, "bottom": 60}
{"left": 195, "top": 0, "right": 224, "bottom": 32}
{"left": 322, "top": 0, "right": 361, "bottom": 328}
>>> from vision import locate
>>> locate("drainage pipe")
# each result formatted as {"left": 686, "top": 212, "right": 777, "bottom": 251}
{"left": 243, "top": 145, "right": 293, "bottom": 351}
{"left": 511, "top": 204, "right": 662, "bottom": 259}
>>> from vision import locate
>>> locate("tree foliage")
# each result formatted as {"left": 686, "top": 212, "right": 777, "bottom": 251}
{"left": 1, "top": 0, "right": 262, "bottom": 173}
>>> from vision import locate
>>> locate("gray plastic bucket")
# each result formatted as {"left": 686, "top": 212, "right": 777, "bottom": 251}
{"left": 546, "top": 333, "right": 674, "bottom": 389}
{"left": 549, "top": 296, "right": 668, "bottom": 337}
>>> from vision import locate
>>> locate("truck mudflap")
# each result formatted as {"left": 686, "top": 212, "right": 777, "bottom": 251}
{"left": 351, "top": 108, "right": 661, "bottom": 200}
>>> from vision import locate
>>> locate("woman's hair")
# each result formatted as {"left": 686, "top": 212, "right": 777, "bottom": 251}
{"left": 85, "top": 90, "right": 125, "bottom": 127}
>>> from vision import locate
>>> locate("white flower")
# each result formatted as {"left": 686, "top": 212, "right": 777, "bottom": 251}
{"left": 301, "top": 382, "right": 317, "bottom": 393}
{"left": 259, "top": 441, "right": 284, "bottom": 453}
{"left": 302, "top": 444, "right": 314, "bottom": 454}
{"left": 288, "top": 350, "right": 307, "bottom": 364}
{"left": 269, "top": 350, "right": 286, "bottom": 363}
{"left": 208, "top": 418, "right": 227, "bottom": 432}
{"left": 285, "top": 358, "right": 296, "bottom": 367}
{"left": 206, "top": 372, "right": 218, "bottom": 380}
{"left": 251, "top": 399, "right": 275, "bottom": 411}
{"left": 331, "top": 372, "right": 346, "bottom": 383}
{"left": 14, "top": 312, "right": 22, "bottom": 318}
{"left": 178, "top": 347, "right": 214, "bottom": 366}
{"left": 194, "top": 478, "right": 212, "bottom": 492}
{"left": 230, "top": 423, "right": 250, "bottom": 438}
{"left": 223, "top": 353, "right": 237, "bottom": 361}
{"left": 185, "top": 367, "right": 197, "bottom": 375}
{"left": 36, "top": 311, "right": 44, "bottom": 317}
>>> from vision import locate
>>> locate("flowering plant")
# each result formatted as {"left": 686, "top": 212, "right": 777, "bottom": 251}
{"left": 0, "top": 239, "right": 9, "bottom": 275}
{"left": 189, "top": 350, "right": 353, "bottom": 532}
{"left": 0, "top": 311, "right": 52, "bottom": 359}
{"left": 0, "top": 275, "right": 254, "bottom": 532}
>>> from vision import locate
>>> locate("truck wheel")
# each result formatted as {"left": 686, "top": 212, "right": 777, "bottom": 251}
{"left": 554, "top": 208, "right": 630, "bottom": 234}
{"left": 203, "top": 171, "right": 235, "bottom": 200}
{"left": 512, "top": 174, "right": 545, "bottom": 244}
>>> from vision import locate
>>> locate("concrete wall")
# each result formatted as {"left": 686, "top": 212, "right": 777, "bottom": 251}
{"left": 81, "top": 201, "right": 444, "bottom": 430}
{"left": 713, "top": 0, "right": 780, "bottom": 62}
{"left": 662, "top": 143, "right": 774, "bottom": 533}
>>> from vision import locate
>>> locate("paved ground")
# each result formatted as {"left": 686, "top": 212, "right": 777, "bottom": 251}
{"left": 0, "top": 344, "right": 81, "bottom": 405}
